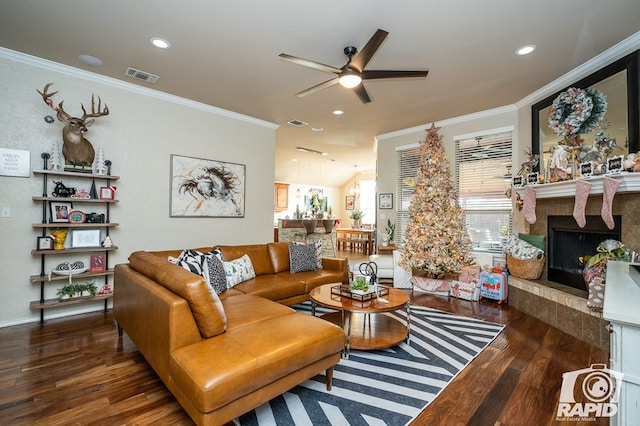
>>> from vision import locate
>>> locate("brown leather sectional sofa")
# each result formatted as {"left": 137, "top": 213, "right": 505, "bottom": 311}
{"left": 114, "top": 242, "right": 349, "bottom": 426}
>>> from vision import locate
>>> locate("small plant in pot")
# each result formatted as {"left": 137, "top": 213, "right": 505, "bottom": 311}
{"left": 56, "top": 284, "right": 75, "bottom": 300}
{"left": 350, "top": 276, "right": 369, "bottom": 294}
{"left": 383, "top": 219, "right": 396, "bottom": 246}
{"left": 78, "top": 282, "right": 98, "bottom": 297}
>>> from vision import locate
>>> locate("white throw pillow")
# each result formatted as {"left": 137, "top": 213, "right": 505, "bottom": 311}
{"left": 223, "top": 254, "right": 256, "bottom": 288}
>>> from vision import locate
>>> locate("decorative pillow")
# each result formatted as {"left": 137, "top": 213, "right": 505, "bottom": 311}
{"left": 293, "top": 240, "right": 323, "bottom": 269}
{"left": 289, "top": 243, "right": 319, "bottom": 273}
{"left": 223, "top": 254, "right": 256, "bottom": 288}
{"left": 206, "top": 249, "right": 227, "bottom": 295}
{"left": 174, "top": 249, "right": 227, "bottom": 295}
{"left": 504, "top": 234, "right": 544, "bottom": 260}
{"left": 176, "top": 249, "right": 210, "bottom": 284}
{"left": 518, "top": 233, "right": 545, "bottom": 251}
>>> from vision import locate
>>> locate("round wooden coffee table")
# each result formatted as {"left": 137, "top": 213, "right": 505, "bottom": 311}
{"left": 309, "top": 283, "right": 410, "bottom": 357}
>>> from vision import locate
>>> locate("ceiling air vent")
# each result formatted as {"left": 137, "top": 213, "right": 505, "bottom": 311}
{"left": 125, "top": 67, "right": 159, "bottom": 83}
{"left": 287, "top": 119, "right": 308, "bottom": 127}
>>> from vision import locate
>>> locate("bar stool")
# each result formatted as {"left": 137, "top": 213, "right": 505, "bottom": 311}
{"left": 294, "top": 219, "right": 321, "bottom": 242}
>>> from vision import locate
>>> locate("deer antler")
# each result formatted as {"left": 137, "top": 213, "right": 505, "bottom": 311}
{"left": 37, "top": 83, "right": 72, "bottom": 121}
{"left": 37, "top": 83, "right": 59, "bottom": 111}
{"left": 81, "top": 94, "right": 109, "bottom": 120}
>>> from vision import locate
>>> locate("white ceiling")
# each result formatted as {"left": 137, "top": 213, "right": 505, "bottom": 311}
{"left": 1, "top": 0, "right": 640, "bottom": 187}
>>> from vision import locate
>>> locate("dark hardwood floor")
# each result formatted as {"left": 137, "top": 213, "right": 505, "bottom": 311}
{"left": 0, "top": 250, "right": 609, "bottom": 425}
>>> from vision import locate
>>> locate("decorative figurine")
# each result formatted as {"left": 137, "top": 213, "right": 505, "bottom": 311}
{"left": 52, "top": 181, "right": 76, "bottom": 198}
{"left": 37, "top": 83, "right": 109, "bottom": 169}
{"left": 50, "top": 228, "right": 68, "bottom": 250}
{"left": 102, "top": 235, "right": 113, "bottom": 247}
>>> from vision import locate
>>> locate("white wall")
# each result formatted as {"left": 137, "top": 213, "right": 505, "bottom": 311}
{"left": 0, "top": 50, "right": 278, "bottom": 326}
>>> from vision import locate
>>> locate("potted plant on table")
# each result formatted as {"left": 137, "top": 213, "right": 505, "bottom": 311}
{"left": 349, "top": 210, "right": 363, "bottom": 228}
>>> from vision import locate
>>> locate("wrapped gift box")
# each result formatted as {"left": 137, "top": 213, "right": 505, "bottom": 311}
{"left": 449, "top": 280, "right": 480, "bottom": 301}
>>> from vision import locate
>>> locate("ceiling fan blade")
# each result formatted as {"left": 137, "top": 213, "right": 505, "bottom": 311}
{"left": 295, "top": 78, "right": 340, "bottom": 97}
{"left": 349, "top": 29, "right": 389, "bottom": 72}
{"left": 278, "top": 53, "right": 341, "bottom": 75}
{"left": 353, "top": 83, "right": 371, "bottom": 103}
{"left": 361, "top": 70, "right": 429, "bottom": 80}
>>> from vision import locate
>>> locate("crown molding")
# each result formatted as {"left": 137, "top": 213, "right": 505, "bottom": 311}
{"left": 0, "top": 47, "right": 279, "bottom": 130}
{"left": 376, "top": 104, "right": 517, "bottom": 141}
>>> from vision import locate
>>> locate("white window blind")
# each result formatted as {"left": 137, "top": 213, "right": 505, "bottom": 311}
{"left": 395, "top": 144, "right": 420, "bottom": 246}
{"left": 455, "top": 131, "right": 512, "bottom": 254}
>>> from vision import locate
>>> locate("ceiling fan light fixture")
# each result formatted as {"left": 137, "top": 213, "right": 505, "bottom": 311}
{"left": 339, "top": 70, "right": 362, "bottom": 88}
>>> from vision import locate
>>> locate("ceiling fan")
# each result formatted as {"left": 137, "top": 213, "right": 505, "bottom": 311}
{"left": 279, "top": 29, "right": 428, "bottom": 103}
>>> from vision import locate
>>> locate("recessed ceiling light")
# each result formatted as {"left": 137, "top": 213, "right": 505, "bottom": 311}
{"left": 150, "top": 38, "right": 171, "bottom": 49}
{"left": 312, "top": 127, "right": 324, "bottom": 132}
{"left": 78, "top": 54, "right": 103, "bottom": 66}
{"left": 333, "top": 110, "right": 344, "bottom": 115}
{"left": 516, "top": 45, "right": 536, "bottom": 56}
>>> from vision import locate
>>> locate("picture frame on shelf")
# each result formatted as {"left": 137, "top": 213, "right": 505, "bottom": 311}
{"left": 71, "top": 229, "right": 101, "bottom": 248}
{"left": 379, "top": 193, "right": 393, "bottom": 209}
{"left": 90, "top": 254, "right": 106, "bottom": 272}
{"left": 345, "top": 195, "right": 355, "bottom": 210}
{"left": 37, "top": 236, "right": 55, "bottom": 251}
{"left": 49, "top": 201, "right": 72, "bottom": 223}
{"left": 99, "top": 186, "right": 115, "bottom": 200}
{"left": 68, "top": 209, "right": 86, "bottom": 224}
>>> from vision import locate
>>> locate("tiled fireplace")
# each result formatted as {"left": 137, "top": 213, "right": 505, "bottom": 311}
{"left": 512, "top": 174, "right": 640, "bottom": 350}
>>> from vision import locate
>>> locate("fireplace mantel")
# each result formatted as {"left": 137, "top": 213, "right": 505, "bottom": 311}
{"left": 513, "top": 173, "right": 640, "bottom": 199}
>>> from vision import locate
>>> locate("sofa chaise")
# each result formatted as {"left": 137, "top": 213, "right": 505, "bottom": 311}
{"left": 114, "top": 242, "right": 349, "bottom": 425}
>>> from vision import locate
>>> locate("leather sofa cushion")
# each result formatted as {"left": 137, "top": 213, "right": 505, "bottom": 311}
{"left": 216, "top": 245, "right": 275, "bottom": 276}
{"left": 128, "top": 251, "right": 227, "bottom": 338}
{"left": 232, "top": 274, "right": 306, "bottom": 300}
{"left": 276, "top": 270, "right": 345, "bottom": 293}
{"left": 170, "top": 310, "right": 345, "bottom": 413}
{"left": 220, "top": 294, "right": 295, "bottom": 330}
{"left": 267, "top": 242, "right": 291, "bottom": 273}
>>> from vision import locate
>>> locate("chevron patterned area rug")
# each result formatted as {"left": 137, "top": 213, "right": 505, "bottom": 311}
{"left": 238, "top": 302, "right": 504, "bottom": 426}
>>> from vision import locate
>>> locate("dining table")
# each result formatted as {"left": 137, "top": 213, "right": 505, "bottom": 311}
{"left": 335, "top": 228, "right": 375, "bottom": 255}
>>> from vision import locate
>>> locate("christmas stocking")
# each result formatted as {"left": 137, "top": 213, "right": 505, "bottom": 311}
{"left": 524, "top": 187, "right": 537, "bottom": 224}
{"left": 572, "top": 180, "right": 592, "bottom": 228}
{"left": 601, "top": 176, "right": 620, "bottom": 230}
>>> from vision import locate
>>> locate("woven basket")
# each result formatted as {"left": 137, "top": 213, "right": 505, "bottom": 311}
{"left": 506, "top": 254, "right": 545, "bottom": 280}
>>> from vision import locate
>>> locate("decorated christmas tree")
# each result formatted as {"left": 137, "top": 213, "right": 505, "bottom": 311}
{"left": 399, "top": 123, "right": 474, "bottom": 276}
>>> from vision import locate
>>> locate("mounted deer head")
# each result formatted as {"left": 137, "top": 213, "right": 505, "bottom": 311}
{"left": 38, "top": 83, "right": 109, "bottom": 167}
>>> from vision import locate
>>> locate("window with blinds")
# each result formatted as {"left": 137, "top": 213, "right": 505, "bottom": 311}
{"left": 455, "top": 131, "right": 513, "bottom": 254}
{"left": 395, "top": 144, "right": 421, "bottom": 246}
